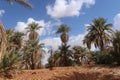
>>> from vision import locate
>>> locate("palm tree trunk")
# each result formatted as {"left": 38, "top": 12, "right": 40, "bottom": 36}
{"left": 31, "top": 52, "right": 35, "bottom": 69}
{"left": 100, "top": 35, "right": 104, "bottom": 51}
{"left": 0, "top": 21, "right": 7, "bottom": 61}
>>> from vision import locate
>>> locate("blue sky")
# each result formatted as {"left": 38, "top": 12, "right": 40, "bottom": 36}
{"left": 1, "top": 0, "right": 120, "bottom": 64}
{"left": 0, "top": 0, "right": 120, "bottom": 51}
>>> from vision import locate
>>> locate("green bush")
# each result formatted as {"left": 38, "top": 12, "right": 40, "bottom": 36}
{"left": 0, "top": 52, "right": 22, "bottom": 72}
{"left": 92, "top": 51, "right": 114, "bottom": 64}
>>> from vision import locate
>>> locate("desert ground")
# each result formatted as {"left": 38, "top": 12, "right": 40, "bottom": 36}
{"left": 0, "top": 65, "right": 120, "bottom": 80}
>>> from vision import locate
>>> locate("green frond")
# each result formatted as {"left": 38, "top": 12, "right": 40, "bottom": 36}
{"left": 56, "top": 24, "right": 71, "bottom": 34}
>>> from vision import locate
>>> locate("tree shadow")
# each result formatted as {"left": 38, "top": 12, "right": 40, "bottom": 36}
{"left": 52, "top": 71, "right": 120, "bottom": 80}
{"left": 53, "top": 71, "right": 100, "bottom": 80}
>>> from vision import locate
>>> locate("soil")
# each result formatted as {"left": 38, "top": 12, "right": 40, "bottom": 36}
{"left": 0, "top": 65, "right": 120, "bottom": 80}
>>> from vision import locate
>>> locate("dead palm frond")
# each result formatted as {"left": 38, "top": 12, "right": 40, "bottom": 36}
{"left": 0, "top": 21, "right": 7, "bottom": 61}
{"left": 6, "top": 0, "right": 33, "bottom": 9}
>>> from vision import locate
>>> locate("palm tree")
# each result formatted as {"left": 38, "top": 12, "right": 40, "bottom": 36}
{"left": 12, "top": 31, "right": 24, "bottom": 50}
{"left": 0, "top": 50, "right": 22, "bottom": 72}
{"left": 56, "top": 44, "right": 73, "bottom": 66}
{"left": 56, "top": 24, "right": 71, "bottom": 44}
{"left": 26, "top": 22, "right": 42, "bottom": 40}
{"left": 6, "top": 30, "right": 24, "bottom": 51}
{"left": 23, "top": 40, "right": 45, "bottom": 69}
{"left": 0, "top": 0, "right": 32, "bottom": 61}
{"left": 83, "top": 17, "right": 113, "bottom": 51}
{"left": 6, "top": 0, "right": 32, "bottom": 9}
{"left": 72, "top": 46, "right": 87, "bottom": 65}
{"left": 112, "top": 30, "right": 120, "bottom": 64}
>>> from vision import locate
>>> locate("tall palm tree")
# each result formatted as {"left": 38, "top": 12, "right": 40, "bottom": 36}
{"left": 26, "top": 22, "right": 42, "bottom": 40}
{"left": 83, "top": 17, "right": 113, "bottom": 51}
{"left": 6, "top": 0, "right": 32, "bottom": 9}
{"left": 56, "top": 24, "right": 71, "bottom": 44}
{"left": 0, "top": 0, "right": 32, "bottom": 61}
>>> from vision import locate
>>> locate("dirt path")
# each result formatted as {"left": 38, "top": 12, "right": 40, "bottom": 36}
{"left": 0, "top": 66, "right": 120, "bottom": 80}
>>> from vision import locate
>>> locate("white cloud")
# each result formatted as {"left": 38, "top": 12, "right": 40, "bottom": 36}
{"left": 15, "top": 18, "right": 61, "bottom": 36}
{"left": 41, "top": 37, "right": 61, "bottom": 50}
{"left": 15, "top": 18, "right": 45, "bottom": 35}
{"left": 46, "top": 0, "right": 95, "bottom": 18}
{"left": 114, "top": 13, "right": 120, "bottom": 30}
{"left": 0, "top": 10, "right": 5, "bottom": 16}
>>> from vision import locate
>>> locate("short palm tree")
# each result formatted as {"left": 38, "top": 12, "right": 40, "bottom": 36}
{"left": 6, "top": 30, "right": 24, "bottom": 51}
{"left": 23, "top": 40, "right": 45, "bottom": 69}
{"left": 72, "top": 46, "right": 87, "bottom": 64}
{"left": 26, "top": 22, "right": 42, "bottom": 40}
{"left": 0, "top": 50, "right": 22, "bottom": 74}
{"left": 83, "top": 17, "right": 113, "bottom": 51}
{"left": 56, "top": 44, "right": 73, "bottom": 66}
{"left": 6, "top": 0, "right": 32, "bottom": 8}
{"left": 12, "top": 31, "right": 24, "bottom": 50}
{"left": 56, "top": 24, "right": 71, "bottom": 44}
{"left": 112, "top": 30, "right": 120, "bottom": 64}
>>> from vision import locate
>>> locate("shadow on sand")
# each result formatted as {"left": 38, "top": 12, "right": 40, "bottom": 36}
{"left": 52, "top": 71, "right": 120, "bottom": 80}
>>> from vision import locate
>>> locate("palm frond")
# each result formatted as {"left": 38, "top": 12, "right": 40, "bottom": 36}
{"left": 6, "top": 0, "right": 33, "bottom": 9}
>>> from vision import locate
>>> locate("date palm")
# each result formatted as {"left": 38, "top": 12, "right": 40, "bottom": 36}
{"left": 0, "top": 0, "right": 32, "bottom": 61}
{"left": 23, "top": 40, "right": 45, "bottom": 69}
{"left": 112, "top": 30, "right": 120, "bottom": 64}
{"left": 26, "top": 22, "right": 42, "bottom": 40}
{"left": 6, "top": 0, "right": 32, "bottom": 9}
{"left": 56, "top": 24, "right": 71, "bottom": 44}
{"left": 12, "top": 31, "right": 24, "bottom": 50}
{"left": 83, "top": 17, "right": 113, "bottom": 51}
{"left": 56, "top": 44, "right": 73, "bottom": 66}
{"left": 72, "top": 46, "right": 86, "bottom": 65}
{"left": 6, "top": 30, "right": 24, "bottom": 51}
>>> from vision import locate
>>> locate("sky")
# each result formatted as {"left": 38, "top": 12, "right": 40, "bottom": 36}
{"left": 1, "top": 0, "right": 120, "bottom": 64}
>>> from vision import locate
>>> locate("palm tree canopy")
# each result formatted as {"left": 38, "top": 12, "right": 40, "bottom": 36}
{"left": 26, "top": 22, "right": 42, "bottom": 40}
{"left": 6, "top": 0, "right": 33, "bottom": 9}
{"left": 83, "top": 17, "right": 113, "bottom": 51}
{"left": 72, "top": 46, "right": 86, "bottom": 53}
{"left": 26, "top": 22, "right": 42, "bottom": 32}
{"left": 56, "top": 24, "right": 71, "bottom": 34}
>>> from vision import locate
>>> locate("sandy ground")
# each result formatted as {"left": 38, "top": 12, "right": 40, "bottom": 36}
{"left": 0, "top": 65, "right": 120, "bottom": 80}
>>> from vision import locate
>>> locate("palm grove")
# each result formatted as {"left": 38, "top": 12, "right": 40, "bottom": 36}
{"left": 0, "top": 0, "right": 120, "bottom": 76}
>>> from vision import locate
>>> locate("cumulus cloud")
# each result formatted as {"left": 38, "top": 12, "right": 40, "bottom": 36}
{"left": 114, "top": 13, "right": 120, "bottom": 30}
{"left": 15, "top": 18, "right": 61, "bottom": 37}
{"left": 41, "top": 37, "right": 61, "bottom": 50}
{"left": 15, "top": 18, "right": 46, "bottom": 35}
{"left": 46, "top": 0, "right": 95, "bottom": 18}
{"left": 0, "top": 10, "right": 5, "bottom": 16}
